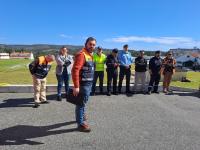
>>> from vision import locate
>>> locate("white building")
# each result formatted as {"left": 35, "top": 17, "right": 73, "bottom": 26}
{"left": 0, "top": 53, "right": 10, "bottom": 59}
{"left": 10, "top": 52, "right": 34, "bottom": 60}
{"left": 176, "top": 53, "right": 200, "bottom": 68}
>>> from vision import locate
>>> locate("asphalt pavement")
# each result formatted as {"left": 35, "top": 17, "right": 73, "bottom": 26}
{"left": 0, "top": 91, "right": 200, "bottom": 150}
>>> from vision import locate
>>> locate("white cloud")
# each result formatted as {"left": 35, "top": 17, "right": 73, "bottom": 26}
{"left": 59, "top": 34, "right": 72, "bottom": 39}
{"left": 105, "top": 36, "right": 200, "bottom": 47}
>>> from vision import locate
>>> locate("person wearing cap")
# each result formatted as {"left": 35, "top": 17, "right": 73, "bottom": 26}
{"left": 161, "top": 51, "right": 176, "bottom": 93}
{"left": 118, "top": 44, "right": 134, "bottom": 94}
{"left": 72, "top": 37, "right": 96, "bottom": 132}
{"left": 91, "top": 46, "right": 106, "bottom": 95}
{"left": 134, "top": 50, "right": 147, "bottom": 94}
{"left": 55, "top": 46, "right": 73, "bottom": 101}
{"left": 147, "top": 51, "right": 162, "bottom": 94}
{"left": 29, "top": 54, "right": 55, "bottom": 108}
{"left": 106, "top": 49, "right": 119, "bottom": 96}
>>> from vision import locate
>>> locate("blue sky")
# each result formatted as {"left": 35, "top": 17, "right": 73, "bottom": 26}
{"left": 0, "top": 0, "right": 200, "bottom": 51}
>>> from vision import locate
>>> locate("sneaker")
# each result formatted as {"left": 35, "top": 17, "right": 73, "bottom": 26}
{"left": 147, "top": 91, "right": 151, "bottom": 95}
{"left": 33, "top": 103, "right": 40, "bottom": 108}
{"left": 107, "top": 92, "right": 111, "bottom": 96}
{"left": 126, "top": 90, "right": 131, "bottom": 93}
{"left": 99, "top": 91, "right": 104, "bottom": 95}
{"left": 112, "top": 92, "right": 118, "bottom": 95}
{"left": 153, "top": 91, "right": 159, "bottom": 94}
{"left": 57, "top": 95, "right": 62, "bottom": 101}
{"left": 163, "top": 90, "right": 168, "bottom": 94}
{"left": 41, "top": 101, "right": 49, "bottom": 104}
{"left": 78, "top": 124, "right": 91, "bottom": 132}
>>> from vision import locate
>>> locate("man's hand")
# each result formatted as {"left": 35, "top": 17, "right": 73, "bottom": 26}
{"left": 114, "top": 63, "right": 119, "bottom": 67}
{"left": 73, "top": 87, "right": 80, "bottom": 96}
{"left": 125, "top": 65, "right": 130, "bottom": 69}
{"left": 172, "top": 69, "right": 175, "bottom": 75}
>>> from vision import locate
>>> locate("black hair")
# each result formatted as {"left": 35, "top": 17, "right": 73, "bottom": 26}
{"left": 155, "top": 50, "right": 160, "bottom": 54}
{"left": 112, "top": 48, "right": 118, "bottom": 53}
{"left": 61, "top": 46, "right": 67, "bottom": 49}
{"left": 85, "top": 37, "right": 96, "bottom": 47}
{"left": 123, "top": 44, "right": 128, "bottom": 48}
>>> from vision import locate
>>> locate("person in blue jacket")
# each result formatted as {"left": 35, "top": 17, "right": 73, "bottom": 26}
{"left": 118, "top": 44, "right": 134, "bottom": 94}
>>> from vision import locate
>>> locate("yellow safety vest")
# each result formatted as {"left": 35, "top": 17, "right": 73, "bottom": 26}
{"left": 93, "top": 53, "right": 106, "bottom": 71}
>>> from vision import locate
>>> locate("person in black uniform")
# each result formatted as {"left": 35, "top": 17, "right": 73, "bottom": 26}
{"left": 147, "top": 51, "right": 162, "bottom": 94}
{"left": 106, "top": 49, "right": 119, "bottom": 96}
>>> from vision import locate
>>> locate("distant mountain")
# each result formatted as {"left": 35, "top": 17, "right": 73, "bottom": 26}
{"left": 0, "top": 44, "right": 83, "bottom": 51}
{"left": 0, "top": 44, "right": 170, "bottom": 57}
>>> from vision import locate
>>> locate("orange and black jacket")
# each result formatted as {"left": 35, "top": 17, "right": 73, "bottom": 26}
{"left": 29, "top": 56, "right": 51, "bottom": 79}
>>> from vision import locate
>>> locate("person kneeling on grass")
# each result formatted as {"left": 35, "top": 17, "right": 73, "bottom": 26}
{"left": 29, "top": 54, "right": 55, "bottom": 108}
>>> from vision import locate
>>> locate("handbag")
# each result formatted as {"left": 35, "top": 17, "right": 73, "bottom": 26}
{"left": 66, "top": 88, "right": 84, "bottom": 106}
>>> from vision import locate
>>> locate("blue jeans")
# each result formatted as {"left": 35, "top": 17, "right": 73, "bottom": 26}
{"left": 56, "top": 73, "right": 70, "bottom": 96}
{"left": 75, "top": 83, "right": 92, "bottom": 126}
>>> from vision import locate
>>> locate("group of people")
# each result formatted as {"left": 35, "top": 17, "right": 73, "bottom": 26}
{"left": 29, "top": 37, "right": 176, "bottom": 132}
{"left": 91, "top": 44, "right": 176, "bottom": 96}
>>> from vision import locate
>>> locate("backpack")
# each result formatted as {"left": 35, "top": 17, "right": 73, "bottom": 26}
{"left": 29, "top": 60, "right": 38, "bottom": 75}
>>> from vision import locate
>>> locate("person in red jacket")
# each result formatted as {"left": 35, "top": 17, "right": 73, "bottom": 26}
{"left": 72, "top": 37, "right": 96, "bottom": 132}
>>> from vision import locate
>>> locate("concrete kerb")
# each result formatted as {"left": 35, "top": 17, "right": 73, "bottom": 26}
{"left": 0, "top": 84, "right": 199, "bottom": 93}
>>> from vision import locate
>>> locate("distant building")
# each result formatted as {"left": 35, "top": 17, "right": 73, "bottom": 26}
{"left": 10, "top": 52, "right": 34, "bottom": 59}
{"left": 176, "top": 53, "right": 200, "bottom": 70}
{"left": 0, "top": 53, "right": 10, "bottom": 59}
{"left": 170, "top": 47, "right": 200, "bottom": 58}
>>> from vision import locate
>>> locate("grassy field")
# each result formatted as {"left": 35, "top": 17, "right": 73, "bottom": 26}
{"left": 171, "top": 71, "right": 200, "bottom": 90}
{"left": 0, "top": 59, "right": 199, "bottom": 90}
{"left": 0, "top": 59, "right": 58, "bottom": 85}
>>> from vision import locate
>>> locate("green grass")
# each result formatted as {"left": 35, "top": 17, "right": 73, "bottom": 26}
{"left": 0, "top": 59, "right": 199, "bottom": 90}
{"left": 171, "top": 71, "right": 200, "bottom": 90}
{"left": 0, "top": 59, "right": 58, "bottom": 84}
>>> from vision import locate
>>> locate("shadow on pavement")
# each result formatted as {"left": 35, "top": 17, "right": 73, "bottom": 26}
{"left": 166, "top": 91, "right": 200, "bottom": 98}
{"left": 0, "top": 121, "right": 77, "bottom": 145}
{"left": 0, "top": 94, "right": 61, "bottom": 108}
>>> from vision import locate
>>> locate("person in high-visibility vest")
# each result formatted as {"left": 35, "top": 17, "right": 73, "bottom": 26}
{"left": 72, "top": 37, "right": 96, "bottom": 132}
{"left": 29, "top": 54, "right": 55, "bottom": 108}
{"left": 91, "top": 46, "right": 106, "bottom": 95}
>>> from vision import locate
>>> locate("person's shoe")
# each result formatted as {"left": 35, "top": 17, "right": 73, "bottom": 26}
{"left": 107, "top": 92, "right": 111, "bottom": 96}
{"left": 126, "top": 90, "right": 132, "bottom": 94}
{"left": 78, "top": 124, "right": 91, "bottom": 132}
{"left": 41, "top": 101, "right": 49, "bottom": 104}
{"left": 118, "top": 90, "right": 122, "bottom": 94}
{"left": 90, "top": 92, "right": 95, "bottom": 96}
{"left": 163, "top": 89, "right": 168, "bottom": 94}
{"left": 153, "top": 91, "right": 159, "bottom": 94}
{"left": 99, "top": 91, "right": 104, "bottom": 95}
{"left": 57, "top": 95, "right": 62, "bottom": 101}
{"left": 33, "top": 103, "right": 40, "bottom": 108}
{"left": 112, "top": 92, "right": 118, "bottom": 95}
{"left": 147, "top": 91, "right": 151, "bottom": 95}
